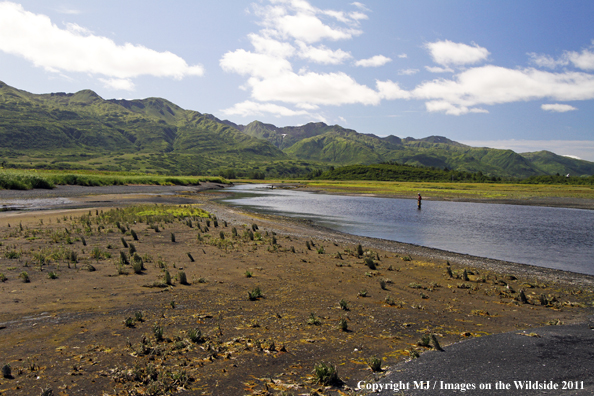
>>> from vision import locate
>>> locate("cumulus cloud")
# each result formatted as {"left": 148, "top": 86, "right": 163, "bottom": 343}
{"left": 412, "top": 65, "right": 594, "bottom": 115}
{"left": 425, "top": 65, "right": 454, "bottom": 73}
{"left": 354, "top": 55, "right": 391, "bottom": 67}
{"left": 221, "top": 100, "right": 312, "bottom": 117}
{"left": 398, "top": 69, "right": 419, "bottom": 76}
{"left": 0, "top": 2, "right": 203, "bottom": 90}
{"left": 297, "top": 42, "right": 352, "bottom": 64}
{"left": 425, "top": 40, "right": 489, "bottom": 66}
{"left": 541, "top": 103, "right": 577, "bottom": 112}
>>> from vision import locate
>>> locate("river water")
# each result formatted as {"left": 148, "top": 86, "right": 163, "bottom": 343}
{"left": 219, "top": 184, "right": 594, "bottom": 276}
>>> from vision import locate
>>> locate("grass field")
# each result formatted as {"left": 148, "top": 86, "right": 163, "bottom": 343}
{"left": 262, "top": 179, "right": 594, "bottom": 201}
{"left": 0, "top": 169, "right": 227, "bottom": 190}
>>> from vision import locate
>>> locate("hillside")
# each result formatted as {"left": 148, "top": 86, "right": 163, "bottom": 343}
{"left": 0, "top": 81, "right": 287, "bottom": 175}
{"left": 232, "top": 119, "right": 594, "bottom": 178}
{"left": 1, "top": 80, "right": 592, "bottom": 178}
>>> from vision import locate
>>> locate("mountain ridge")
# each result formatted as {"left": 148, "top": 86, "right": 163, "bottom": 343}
{"left": 1, "top": 80, "right": 592, "bottom": 178}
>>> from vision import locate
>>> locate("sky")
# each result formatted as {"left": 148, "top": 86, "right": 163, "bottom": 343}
{"left": 1, "top": 1, "right": 594, "bottom": 161}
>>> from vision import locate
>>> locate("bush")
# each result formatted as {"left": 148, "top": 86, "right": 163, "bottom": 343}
{"left": 248, "top": 286, "right": 263, "bottom": 300}
{"left": 364, "top": 258, "right": 376, "bottom": 270}
{"left": 313, "top": 362, "right": 340, "bottom": 385}
{"left": 368, "top": 356, "right": 382, "bottom": 372}
{"left": 339, "top": 299, "right": 349, "bottom": 311}
{"left": 19, "top": 271, "right": 30, "bottom": 283}
{"left": 356, "top": 244, "right": 363, "bottom": 256}
{"left": 178, "top": 271, "right": 188, "bottom": 285}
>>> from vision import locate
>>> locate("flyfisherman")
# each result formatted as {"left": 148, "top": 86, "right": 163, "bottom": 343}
{"left": 417, "top": 193, "right": 422, "bottom": 209}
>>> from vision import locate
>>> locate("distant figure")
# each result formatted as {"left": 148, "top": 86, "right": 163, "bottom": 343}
{"left": 417, "top": 193, "right": 422, "bottom": 209}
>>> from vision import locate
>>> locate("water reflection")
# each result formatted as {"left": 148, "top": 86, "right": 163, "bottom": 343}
{"left": 219, "top": 184, "right": 594, "bottom": 275}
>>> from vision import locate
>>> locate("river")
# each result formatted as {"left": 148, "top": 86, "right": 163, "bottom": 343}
{"left": 219, "top": 184, "right": 594, "bottom": 276}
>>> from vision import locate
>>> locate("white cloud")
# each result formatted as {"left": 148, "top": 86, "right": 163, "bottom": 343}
{"left": 459, "top": 139, "right": 594, "bottom": 162}
{"left": 563, "top": 154, "right": 581, "bottom": 160}
{"left": 351, "top": 2, "right": 370, "bottom": 12}
{"left": 355, "top": 55, "right": 391, "bottom": 67}
{"left": 100, "top": 78, "right": 135, "bottom": 91}
{"left": 376, "top": 80, "right": 411, "bottom": 100}
{"left": 541, "top": 103, "right": 577, "bottom": 112}
{"left": 0, "top": 2, "right": 203, "bottom": 88}
{"left": 220, "top": 49, "right": 292, "bottom": 78}
{"left": 567, "top": 47, "right": 594, "bottom": 71}
{"left": 297, "top": 42, "right": 351, "bottom": 64}
{"left": 528, "top": 53, "right": 567, "bottom": 69}
{"left": 425, "top": 40, "right": 489, "bottom": 66}
{"left": 398, "top": 68, "right": 419, "bottom": 76}
{"left": 249, "top": 71, "right": 383, "bottom": 105}
{"left": 254, "top": 1, "right": 363, "bottom": 44}
{"left": 398, "top": 53, "right": 407, "bottom": 59}
{"left": 412, "top": 65, "right": 594, "bottom": 115}
{"left": 248, "top": 33, "right": 296, "bottom": 58}
{"left": 425, "top": 65, "right": 454, "bottom": 73}
{"left": 221, "top": 100, "right": 312, "bottom": 117}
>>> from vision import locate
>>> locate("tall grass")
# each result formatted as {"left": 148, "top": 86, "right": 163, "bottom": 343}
{"left": 0, "top": 169, "right": 228, "bottom": 191}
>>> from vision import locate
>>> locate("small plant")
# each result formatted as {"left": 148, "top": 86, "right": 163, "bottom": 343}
{"left": 356, "top": 244, "right": 363, "bottom": 256}
{"left": 134, "top": 311, "right": 144, "bottom": 322}
{"left": 272, "top": 236, "right": 277, "bottom": 245}
{"left": 367, "top": 356, "right": 382, "bottom": 372}
{"left": 231, "top": 227, "right": 238, "bottom": 237}
{"left": 128, "top": 243, "right": 136, "bottom": 255}
{"left": 518, "top": 289, "right": 529, "bottom": 304}
{"left": 164, "top": 270, "right": 172, "bottom": 285}
{"left": 124, "top": 317, "right": 135, "bottom": 327}
{"left": 178, "top": 271, "right": 188, "bottom": 285}
{"left": 252, "top": 223, "right": 258, "bottom": 231}
{"left": 364, "top": 258, "right": 376, "bottom": 270}
{"left": 431, "top": 334, "right": 443, "bottom": 351}
{"left": 19, "top": 271, "right": 30, "bottom": 283}
{"left": 316, "top": 246, "right": 324, "bottom": 254}
{"left": 130, "top": 229, "right": 138, "bottom": 241}
{"left": 188, "top": 328, "right": 204, "bottom": 343}
{"left": 121, "top": 237, "right": 128, "bottom": 248}
{"left": 305, "top": 241, "right": 311, "bottom": 250}
{"left": 358, "top": 289, "right": 368, "bottom": 297}
{"left": 408, "top": 349, "right": 420, "bottom": 359}
{"left": 119, "top": 251, "right": 129, "bottom": 265}
{"left": 462, "top": 269, "right": 469, "bottom": 281}
{"left": 170, "top": 300, "right": 176, "bottom": 309}
{"left": 307, "top": 313, "right": 321, "bottom": 326}
{"left": 339, "top": 299, "right": 349, "bottom": 311}
{"left": 245, "top": 270, "right": 253, "bottom": 278}
{"left": 409, "top": 282, "right": 423, "bottom": 289}
{"left": 248, "top": 286, "right": 263, "bottom": 300}
{"left": 379, "top": 279, "right": 387, "bottom": 290}
{"left": 170, "top": 233, "right": 176, "bottom": 243}
{"left": 80, "top": 236, "right": 86, "bottom": 246}
{"left": 0, "top": 273, "right": 6, "bottom": 282}
{"left": 219, "top": 231, "right": 225, "bottom": 240}
{"left": 338, "top": 317, "right": 348, "bottom": 331}
{"left": 1, "top": 364, "right": 11, "bottom": 378}
{"left": 385, "top": 295, "right": 395, "bottom": 306}
{"left": 47, "top": 271, "right": 58, "bottom": 279}
{"left": 402, "top": 255, "right": 412, "bottom": 261}
{"left": 446, "top": 266, "right": 453, "bottom": 278}
{"left": 187, "top": 252, "right": 195, "bottom": 262}
{"left": 313, "top": 362, "right": 340, "bottom": 385}
{"left": 417, "top": 334, "right": 431, "bottom": 347}
{"left": 153, "top": 325, "right": 164, "bottom": 342}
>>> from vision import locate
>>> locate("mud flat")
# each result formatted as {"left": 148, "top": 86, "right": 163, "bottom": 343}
{"left": 0, "top": 187, "right": 592, "bottom": 395}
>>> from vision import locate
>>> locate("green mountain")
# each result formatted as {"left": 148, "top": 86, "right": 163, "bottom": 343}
{"left": 1, "top": 80, "right": 592, "bottom": 178}
{"left": 234, "top": 120, "right": 594, "bottom": 177}
{"left": 0, "top": 81, "right": 286, "bottom": 174}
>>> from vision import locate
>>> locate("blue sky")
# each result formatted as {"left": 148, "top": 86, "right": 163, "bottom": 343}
{"left": 1, "top": 0, "right": 594, "bottom": 160}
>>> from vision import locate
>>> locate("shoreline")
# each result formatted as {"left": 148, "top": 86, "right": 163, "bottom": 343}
{"left": 1, "top": 183, "right": 593, "bottom": 284}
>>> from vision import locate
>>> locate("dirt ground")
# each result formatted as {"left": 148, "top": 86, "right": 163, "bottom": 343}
{"left": 0, "top": 189, "right": 593, "bottom": 396}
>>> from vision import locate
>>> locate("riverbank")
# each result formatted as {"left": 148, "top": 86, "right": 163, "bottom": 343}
{"left": 0, "top": 187, "right": 592, "bottom": 395}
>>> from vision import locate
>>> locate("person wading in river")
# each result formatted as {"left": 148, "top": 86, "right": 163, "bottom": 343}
{"left": 417, "top": 193, "right": 422, "bottom": 209}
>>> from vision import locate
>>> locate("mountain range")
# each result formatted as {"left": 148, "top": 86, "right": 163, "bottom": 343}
{"left": 1, "top": 80, "right": 593, "bottom": 178}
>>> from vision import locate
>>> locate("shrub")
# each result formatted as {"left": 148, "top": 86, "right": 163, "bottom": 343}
{"left": 231, "top": 227, "right": 238, "bottom": 237}
{"left": 124, "top": 317, "right": 135, "bottom": 327}
{"left": 1, "top": 364, "right": 11, "bottom": 378}
{"left": 358, "top": 289, "right": 368, "bottom": 297}
{"left": 219, "top": 231, "right": 225, "bottom": 240}
{"left": 338, "top": 318, "right": 348, "bottom": 332}
{"left": 171, "top": 233, "right": 176, "bottom": 243}
{"left": 47, "top": 271, "right": 58, "bottom": 279}
{"left": 316, "top": 246, "right": 324, "bottom": 254}
{"left": 187, "top": 252, "right": 195, "bottom": 262}
{"left": 402, "top": 255, "right": 412, "bottom": 261}
{"left": 19, "top": 271, "right": 30, "bottom": 283}
{"left": 368, "top": 356, "right": 382, "bottom": 372}
{"left": 131, "top": 229, "right": 138, "bottom": 241}
{"left": 153, "top": 325, "right": 164, "bottom": 342}
{"left": 307, "top": 313, "right": 321, "bottom": 326}
{"left": 313, "top": 362, "right": 340, "bottom": 385}
{"left": 178, "top": 271, "right": 188, "bottom": 285}
{"left": 418, "top": 334, "right": 431, "bottom": 347}
{"left": 339, "top": 299, "right": 349, "bottom": 311}
{"left": 119, "top": 251, "right": 129, "bottom": 265}
{"left": 81, "top": 236, "right": 86, "bottom": 246}
{"left": 128, "top": 243, "right": 136, "bottom": 255}
{"left": 356, "top": 244, "right": 363, "bottom": 256}
{"left": 164, "top": 270, "right": 172, "bottom": 285}
{"left": 379, "top": 279, "right": 387, "bottom": 290}
{"left": 0, "top": 273, "right": 6, "bottom": 282}
{"left": 431, "top": 334, "right": 443, "bottom": 351}
{"left": 188, "top": 328, "right": 204, "bottom": 343}
{"left": 252, "top": 223, "right": 258, "bottom": 231}
{"left": 248, "top": 286, "right": 263, "bottom": 300}
{"left": 245, "top": 270, "right": 253, "bottom": 278}
{"left": 364, "top": 258, "right": 376, "bottom": 270}
{"left": 121, "top": 237, "right": 128, "bottom": 248}
{"left": 272, "top": 236, "right": 277, "bottom": 245}
{"left": 135, "top": 311, "right": 144, "bottom": 322}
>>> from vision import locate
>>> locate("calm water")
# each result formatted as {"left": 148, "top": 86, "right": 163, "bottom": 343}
{"left": 219, "top": 184, "right": 594, "bottom": 275}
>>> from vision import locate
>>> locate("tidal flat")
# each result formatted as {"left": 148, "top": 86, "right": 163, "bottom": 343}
{"left": 0, "top": 187, "right": 592, "bottom": 395}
